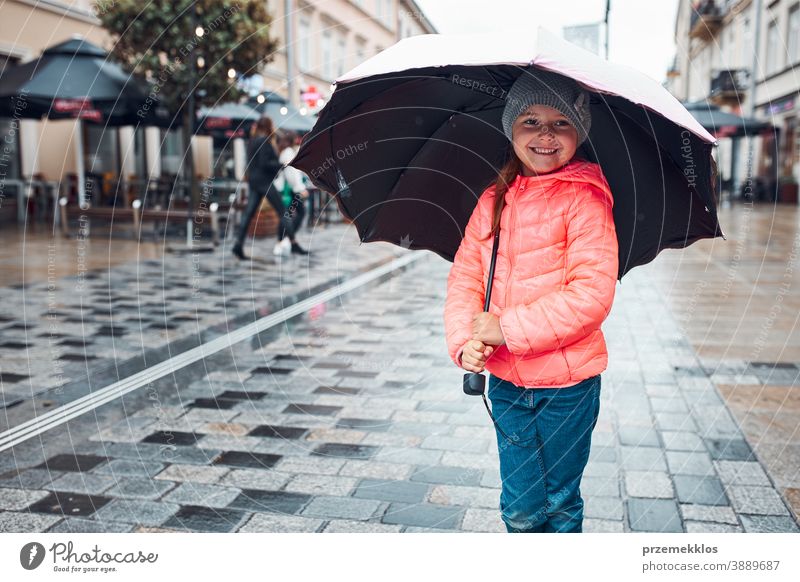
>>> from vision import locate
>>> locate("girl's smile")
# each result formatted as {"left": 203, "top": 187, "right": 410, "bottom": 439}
{"left": 512, "top": 104, "right": 579, "bottom": 176}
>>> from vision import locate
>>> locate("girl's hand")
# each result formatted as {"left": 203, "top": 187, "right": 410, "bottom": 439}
{"left": 472, "top": 312, "right": 506, "bottom": 346}
{"left": 461, "top": 339, "right": 494, "bottom": 373}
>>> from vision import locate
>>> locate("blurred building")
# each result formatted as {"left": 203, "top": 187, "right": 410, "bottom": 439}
{"left": 0, "top": 0, "right": 436, "bottom": 222}
{"left": 668, "top": 0, "right": 799, "bottom": 203}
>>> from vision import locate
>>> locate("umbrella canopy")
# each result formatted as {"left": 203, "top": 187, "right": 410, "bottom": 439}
{"left": 0, "top": 36, "right": 152, "bottom": 125}
{"left": 683, "top": 100, "right": 773, "bottom": 138}
{"left": 196, "top": 102, "right": 260, "bottom": 139}
{"left": 291, "top": 28, "right": 725, "bottom": 279}
{"left": 250, "top": 93, "right": 315, "bottom": 133}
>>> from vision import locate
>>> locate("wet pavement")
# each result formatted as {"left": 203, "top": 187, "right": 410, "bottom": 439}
{"left": 0, "top": 201, "right": 797, "bottom": 533}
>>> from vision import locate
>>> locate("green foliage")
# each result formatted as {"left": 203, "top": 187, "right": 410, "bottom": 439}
{"left": 98, "top": 0, "right": 278, "bottom": 114}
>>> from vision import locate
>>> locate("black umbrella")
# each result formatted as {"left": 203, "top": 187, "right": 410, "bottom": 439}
{"left": 291, "top": 30, "right": 725, "bottom": 281}
{"left": 684, "top": 101, "right": 772, "bottom": 138}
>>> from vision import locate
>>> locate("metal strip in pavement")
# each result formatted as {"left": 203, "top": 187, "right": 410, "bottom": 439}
{"left": 0, "top": 251, "right": 424, "bottom": 452}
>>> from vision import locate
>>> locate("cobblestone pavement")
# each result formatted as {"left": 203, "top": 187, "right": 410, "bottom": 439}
{"left": 0, "top": 203, "right": 797, "bottom": 533}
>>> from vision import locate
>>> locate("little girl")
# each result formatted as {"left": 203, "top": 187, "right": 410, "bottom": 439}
{"left": 443, "top": 68, "right": 619, "bottom": 533}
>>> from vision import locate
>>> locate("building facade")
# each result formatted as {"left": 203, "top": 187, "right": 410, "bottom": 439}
{"left": 669, "top": 0, "right": 800, "bottom": 202}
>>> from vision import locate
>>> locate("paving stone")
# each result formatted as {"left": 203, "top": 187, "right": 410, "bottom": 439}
{"left": 360, "top": 432, "right": 424, "bottom": 447}
{"left": 0, "top": 469, "right": 64, "bottom": 489}
{"left": 162, "top": 505, "right": 248, "bottom": 532}
{"left": 429, "top": 484, "right": 498, "bottom": 508}
{"left": 162, "top": 483, "right": 242, "bottom": 508}
{"left": 665, "top": 451, "right": 715, "bottom": 476}
{"left": 93, "top": 499, "right": 178, "bottom": 526}
{"left": 714, "top": 461, "right": 771, "bottom": 486}
{"left": 0, "top": 488, "right": 52, "bottom": 511}
{"left": 153, "top": 464, "right": 230, "bottom": 484}
{"left": 583, "top": 496, "right": 624, "bottom": 520}
{"left": 617, "top": 426, "right": 661, "bottom": 447}
{"left": 37, "top": 454, "right": 108, "bottom": 472}
{"left": 420, "top": 435, "right": 489, "bottom": 454}
{"left": 0, "top": 511, "right": 63, "bottom": 532}
{"left": 92, "top": 459, "right": 167, "bottom": 478}
{"left": 439, "top": 451, "right": 496, "bottom": 470}
{"left": 239, "top": 513, "right": 324, "bottom": 532}
{"left": 705, "top": 438, "right": 756, "bottom": 461}
{"left": 583, "top": 461, "right": 620, "bottom": 478}
{"left": 660, "top": 431, "right": 705, "bottom": 452}
{"left": 46, "top": 518, "right": 134, "bottom": 533}
{"left": 301, "top": 496, "right": 382, "bottom": 520}
{"left": 624, "top": 471, "right": 674, "bottom": 498}
{"left": 213, "top": 451, "right": 282, "bottom": 470}
{"left": 739, "top": 514, "right": 800, "bottom": 533}
{"left": 47, "top": 472, "right": 118, "bottom": 495}
{"left": 673, "top": 475, "right": 729, "bottom": 506}
{"left": 654, "top": 412, "right": 697, "bottom": 431}
{"left": 227, "top": 489, "right": 311, "bottom": 515}
{"left": 620, "top": 446, "right": 667, "bottom": 471}
{"left": 461, "top": 507, "right": 506, "bottom": 532}
{"left": 311, "top": 443, "right": 380, "bottom": 459}
{"left": 627, "top": 498, "right": 683, "bottom": 532}
{"left": 284, "top": 474, "right": 358, "bottom": 496}
{"left": 583, "top": 518, "right": 625, "bottom": 532}
{"left": 104, "top": 477, "right": 177, "bottom": 500}
{"left": 580, "top": 475, "right": 621, "bottom": 497}
{"left": 726, "top": 486, "right": 791, "bottom": 515}
{"left": 382, "top": 502, "right": 465, "bottom": 529}
{"left": 409, "top": 465, "right": 483, "bottom": 487}
{"left": 588, "top": 446, "right": 618, "bottom": 462}
{"left": 217, "top": 468, "right": 291, "bottom": 491}
{"left": 649, "top": 397, "right": 689, "bottom": 413}
{"left": 322, "top": 519, "right": 402, "bottom": 533}
{"left": 353, "top": 479, "right": 429, "bottom": 503}
{"left": 685, "top": 521, "right": 743, "bottom": 533}
{"left": 679, "top": 504, "right": 738, "bottom": 525}
{"left": 273, "top": 456, "right": 346, "bottom": 476}
{"left": 305, "top": 428, "right": 366, "bottom": 444}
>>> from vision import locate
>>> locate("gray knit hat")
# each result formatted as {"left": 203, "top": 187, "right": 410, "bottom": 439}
{"left": 501, "top": 68, "right": 592, "bottom": 146}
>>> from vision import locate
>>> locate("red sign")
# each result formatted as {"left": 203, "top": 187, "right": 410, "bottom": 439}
{"left": 53, "top": 98, "right": 103, "bottom": 121}
{"left": 301, "top": 85, "right": 321, "bottom": 107}
{"left": 205, "top": 117, "right": 232, "bottom": 129}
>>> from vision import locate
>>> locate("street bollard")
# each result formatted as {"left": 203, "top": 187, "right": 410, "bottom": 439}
{"left": 210, "top": 202, "right": 220, "bottom": 246}
{"left": 132, "top": 199, "right": 141, "bottom": 233}
{"left": 58, "top": 197, "right": 69, "bottom": 238}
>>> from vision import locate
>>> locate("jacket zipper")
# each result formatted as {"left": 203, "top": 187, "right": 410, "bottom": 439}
{"left": 505, "top": 181, "right": 525, "bottom": 387}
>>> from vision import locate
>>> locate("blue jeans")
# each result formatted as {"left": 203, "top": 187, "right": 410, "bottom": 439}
{"left": 487, "top": 373, "right": 601, "bottom": 533}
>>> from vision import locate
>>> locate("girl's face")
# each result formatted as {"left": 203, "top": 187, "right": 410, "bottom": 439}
{"left": 511, "top": 104, "right": 579, "bottom": 176}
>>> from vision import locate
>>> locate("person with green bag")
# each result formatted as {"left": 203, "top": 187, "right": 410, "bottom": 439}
{"left": 272, "top": 131, "right": 309, "bottom": 256}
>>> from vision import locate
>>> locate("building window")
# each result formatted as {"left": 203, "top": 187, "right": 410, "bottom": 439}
{"left": 355, "top": 37, "right": 366, "bottom": 66}
{"left": 0, "top": 118, "right": 22, "bottom": 181}
{"left": 84, "top": 125, "right": 119, "bottom": 175}
{"left": 766, "top": 20, "right": 780, "bottom": 75}
{"left": 789, "top": 4, "right": 800, "bottom": 64}
{"left": 212, "top": 137, "right": 236, "bottom": 179}
{"left": 322, "top": 28, "right": 333, "bottom": 79}
{"left": 298, "top": 15, "right": 311, "bottom": 72}
{"left": 133, "top": 127, "right": 148, "bottom": 179}
{"left": 336, "top": 32, "right": 347, "bottom": 77}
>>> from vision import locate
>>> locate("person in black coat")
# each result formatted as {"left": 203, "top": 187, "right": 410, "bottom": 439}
{"left": 232, "top": 116, "right": 309, "bottom": 259}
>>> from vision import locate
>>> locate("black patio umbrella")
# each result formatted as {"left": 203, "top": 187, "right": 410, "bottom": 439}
{"left": 291, "top": 29, "right": 725, "bottom": 282}
{"left": 0, "top": 36, "right": 154, "bottom": 125}
{"left": 249, "top": 93, "right": 315, "bottom": 134}
{"left": 683, "top": 101, "right": 773, "bottom": 138}
{"left": 196, "top": 102, "right": 260, "bottom": 139}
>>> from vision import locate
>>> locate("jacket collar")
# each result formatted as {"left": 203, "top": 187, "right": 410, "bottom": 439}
{"left": 506, "top": 159, "right": 614, "bottom": 206}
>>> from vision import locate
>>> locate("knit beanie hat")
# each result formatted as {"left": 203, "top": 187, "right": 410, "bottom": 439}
{"left": 501, "top": 68, "right": 592, "bottom": 146}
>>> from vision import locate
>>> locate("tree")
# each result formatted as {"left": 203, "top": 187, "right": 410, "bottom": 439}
{"left": 98, "top": 0, "right": 278, "bottom": 209}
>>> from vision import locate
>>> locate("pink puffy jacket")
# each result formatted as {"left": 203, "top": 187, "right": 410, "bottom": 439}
{"left": 443, "top": 159, "right": 618, "bottom": 388}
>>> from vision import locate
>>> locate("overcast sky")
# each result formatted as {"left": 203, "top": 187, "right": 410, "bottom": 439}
{"left": 414, "top": 0, "right": 680, "bottom": 84}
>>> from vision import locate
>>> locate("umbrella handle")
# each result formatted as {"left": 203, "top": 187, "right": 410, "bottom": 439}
{"left": 462, "top": 229, "right": 501, "bottom": 396}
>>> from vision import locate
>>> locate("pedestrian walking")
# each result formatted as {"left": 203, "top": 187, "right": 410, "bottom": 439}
{"left": 232, "top": 117, "right": 308, "bottom": 260}
{"left": 272, "top": 130, "right": 310, "bottom": 256}
{"left": 443, "top": 70, "right": 619, "bottom": 533}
